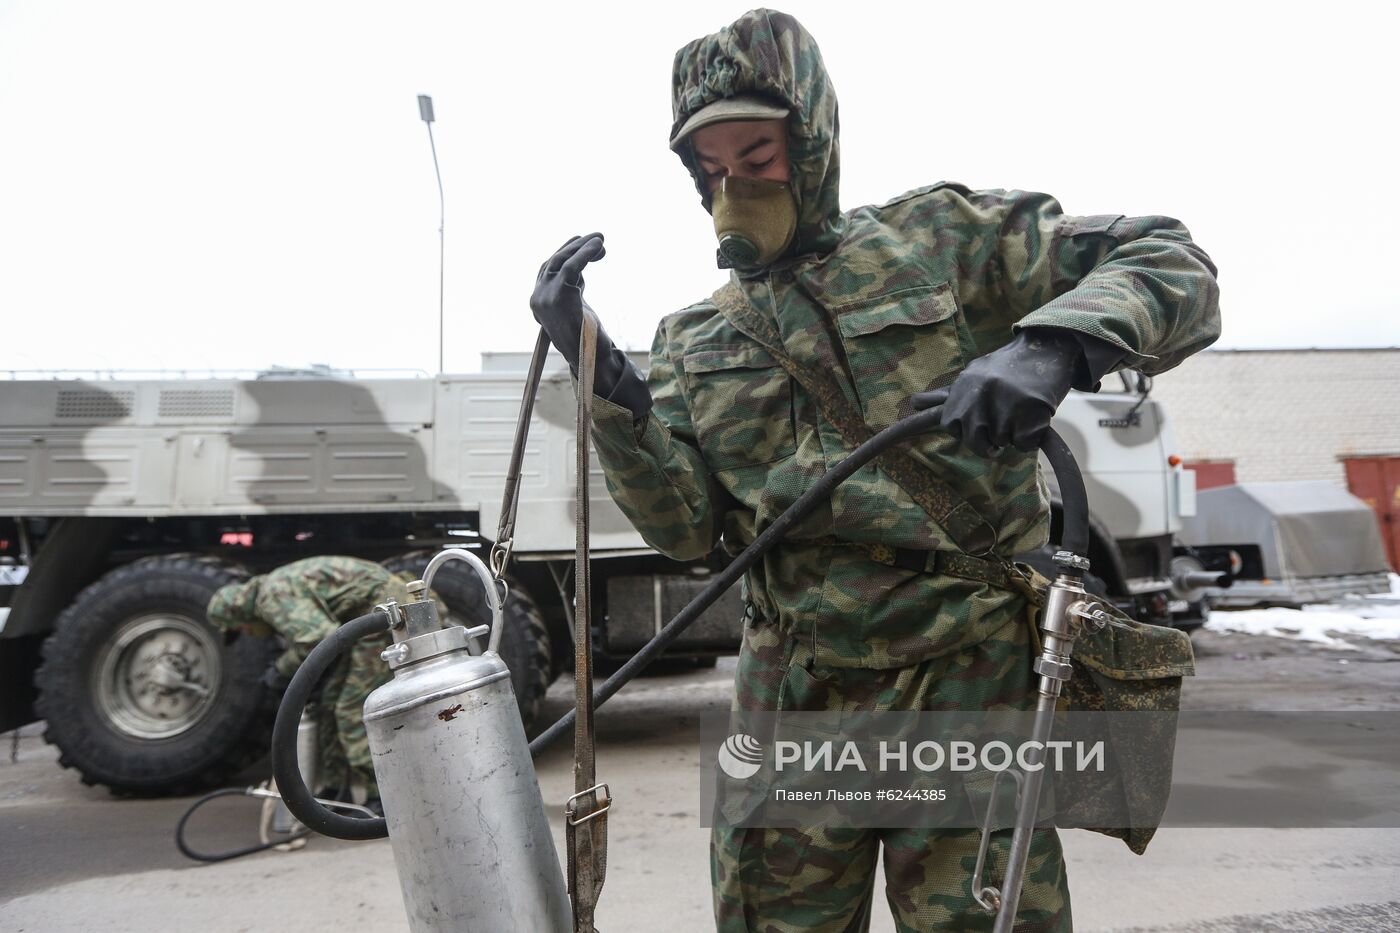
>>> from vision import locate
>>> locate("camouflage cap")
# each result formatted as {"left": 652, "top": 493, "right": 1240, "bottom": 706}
{"left": 206, "top": 578, "right": 261, "bottom": 630}
{"left": 668, "top": 94, "right": 790, "bottom": 151}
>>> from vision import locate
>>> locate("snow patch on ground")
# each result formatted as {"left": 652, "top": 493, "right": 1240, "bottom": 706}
{"left": 1205, "top": 574, "right": 1400, "bottom": 648}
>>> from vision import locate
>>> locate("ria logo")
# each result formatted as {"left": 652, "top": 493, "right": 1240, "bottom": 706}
{"left": 718, "top": 733, "right": 764, "bottom": 780}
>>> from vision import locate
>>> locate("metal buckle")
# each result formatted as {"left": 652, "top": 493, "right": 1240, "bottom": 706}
{"left": 565, "top": 783, "right": 611, "bottom": 826}
{"left": 489, "top": 539, "right": 513, "bottom": 580}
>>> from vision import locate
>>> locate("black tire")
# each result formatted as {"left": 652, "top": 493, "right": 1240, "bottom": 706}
{"left": 382, "top": 550, "right": 554, "bottom": 733}
{"left": 34, "top": 554, "right": 279, "bottom": 796}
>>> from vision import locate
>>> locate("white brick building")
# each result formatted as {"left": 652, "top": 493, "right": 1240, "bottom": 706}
{"left": 1149, "top": 348, "right": 1400, "bottom": 485}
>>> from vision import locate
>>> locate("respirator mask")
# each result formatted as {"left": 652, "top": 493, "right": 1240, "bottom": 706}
{"left": 710, "top": 176, "right": 797, "bottom": 269}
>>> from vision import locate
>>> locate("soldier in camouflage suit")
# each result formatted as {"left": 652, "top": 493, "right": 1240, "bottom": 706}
{"left": 207, "top": 555, "right": 413, "bottom": 798}
{"left": 531, "top": 9, "right": 1219, "bottom": 931}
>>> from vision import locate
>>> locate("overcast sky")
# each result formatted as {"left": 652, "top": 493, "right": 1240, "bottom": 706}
{"left": 1, "top": 1, "right": 1395, "bottom": 377}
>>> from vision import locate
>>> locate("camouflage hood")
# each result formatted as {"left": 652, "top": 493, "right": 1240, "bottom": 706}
{"left": 670, "top": 9, "right": 843, "bottom": 260}
{"left": 206, "top": 578, "right": 260, "bottom": 629}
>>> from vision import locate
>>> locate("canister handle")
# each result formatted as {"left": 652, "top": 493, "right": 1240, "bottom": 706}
{"left": 421, "top": 548, "right": 507, "bottom": 655}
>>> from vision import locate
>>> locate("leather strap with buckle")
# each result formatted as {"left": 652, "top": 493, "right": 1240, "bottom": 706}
{"left": 564, "top": 307, "right": 609, "bottom": 933}
{"left": 847, "top": 542, "right": 1015, "bottom": 591}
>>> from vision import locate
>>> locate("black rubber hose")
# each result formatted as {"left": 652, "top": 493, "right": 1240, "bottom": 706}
{"left": 1039, "top": 429, "right": 1089, "bottom": 559}
{"left": 271, "top": 610, "right": 391, "bottom": 841}
{"left": 175, "top": 787, "right": 310, "bottom": 863}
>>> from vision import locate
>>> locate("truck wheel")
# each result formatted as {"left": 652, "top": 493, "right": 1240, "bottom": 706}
{"left": 382, "top": 550, "right": 554, "bottom": 733}
{"left": 34, "top": 554, "right": 278, "bottom": 796}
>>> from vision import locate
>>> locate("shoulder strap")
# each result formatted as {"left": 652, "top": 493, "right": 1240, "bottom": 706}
{"left": 565, "top": 308, "right": 609, "bottom": 933}
{"left": 711, "top": 282, "right": 999, "bottom": 558}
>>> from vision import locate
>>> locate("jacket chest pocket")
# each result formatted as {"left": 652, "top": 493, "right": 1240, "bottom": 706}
{"left": 833, "top": 282, "right": 966, "bottom": 428}
{"left": 681, "top": 345, "right": 797, "bottom": 472}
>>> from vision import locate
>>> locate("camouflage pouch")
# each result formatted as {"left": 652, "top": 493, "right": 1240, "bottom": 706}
{"left": 1017, "top": 564, "right": 1194, "bottom": 854}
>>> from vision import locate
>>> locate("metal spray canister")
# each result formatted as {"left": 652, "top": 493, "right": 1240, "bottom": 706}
{"left": 363, "top": 550, "right": 570, "bottom": 933}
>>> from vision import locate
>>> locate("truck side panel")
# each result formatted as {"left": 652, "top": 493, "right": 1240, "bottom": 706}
{"left": 447, "top": 372, "right": 651, "bottom": 555}
{"left": 0, "top": 379, "right": 462, "bottom": 517}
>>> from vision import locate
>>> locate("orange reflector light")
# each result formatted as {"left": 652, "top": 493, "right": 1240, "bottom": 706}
{"left": 1168, "top": 455, "right": 1182, "bottom": 467}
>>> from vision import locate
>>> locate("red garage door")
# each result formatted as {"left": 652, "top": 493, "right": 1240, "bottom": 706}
{"left": 1343, "top": 456, "right": 1400, "bottom": 571}
{"left": 1186, "top": 460, "right": 1237, "bottom": 491}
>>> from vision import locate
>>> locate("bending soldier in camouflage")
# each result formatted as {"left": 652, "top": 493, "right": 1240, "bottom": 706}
{"left": 207, "top": 555, "right": 414, "bottom": 799}
{"left": 531, "top": 9, "right": 1220, "bottom": 931}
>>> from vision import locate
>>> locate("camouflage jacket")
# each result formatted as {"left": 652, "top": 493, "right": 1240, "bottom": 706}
{"left": 208, "top": 555, "right": 409, "bottom": 676}
{"left": 589, "top": 10, "right": 1221, "bottom": 669}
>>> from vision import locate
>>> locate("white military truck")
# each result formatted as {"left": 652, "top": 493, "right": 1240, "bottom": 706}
{"left": 0, "top": 357, "right": 1198, "bottom": 794}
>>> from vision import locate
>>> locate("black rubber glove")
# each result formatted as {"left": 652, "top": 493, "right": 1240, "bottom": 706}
{"left": 913, "top": 328, "right": 1125, "bottom": 456}
{"left": 529, "top": 233, "right": 653, "bottom": 423}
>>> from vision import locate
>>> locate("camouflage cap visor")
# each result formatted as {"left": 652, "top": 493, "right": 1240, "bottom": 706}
{"left": 670, "top": 94, "right": 790, "bottom": 150}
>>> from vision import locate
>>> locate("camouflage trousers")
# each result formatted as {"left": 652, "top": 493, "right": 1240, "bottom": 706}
{"left": 275, "top": 630, "right": 393, "bottom": 795}
{"left": 272, "top": 597, "right": 410, "bottom": 795}
{"left": 713, "top": 616, "right": 1071, "bottom": 932}
{"left": 314, "top": 635, "right": 392, "bottom": 795}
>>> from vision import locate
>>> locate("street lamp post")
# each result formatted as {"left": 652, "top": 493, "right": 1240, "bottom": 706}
{"left": 418, "top": 94, "right": 445, "bottom": 375}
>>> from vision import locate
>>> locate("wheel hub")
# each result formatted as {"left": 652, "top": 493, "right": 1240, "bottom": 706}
{"left": 94, "top": 615, "right": 223, "bottom": 739}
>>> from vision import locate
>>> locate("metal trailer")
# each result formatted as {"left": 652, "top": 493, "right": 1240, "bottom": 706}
{"left": 0, "top": 358, "right": 1196, "bottom": 793}
{"left": 1178, "top": 480, "right": 1393, "bottom": 606}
